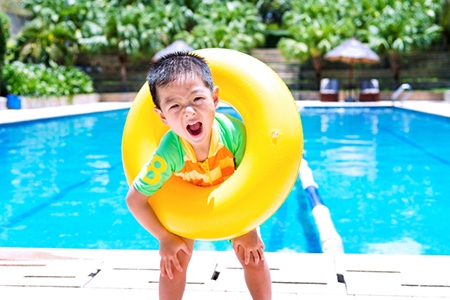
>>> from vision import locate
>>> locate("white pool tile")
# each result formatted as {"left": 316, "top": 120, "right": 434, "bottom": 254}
{"left": 2, "top": 248, "right": 450, "bottom": 299}
{"left": 0, "top": 259, "right": 102, "bottom": 288}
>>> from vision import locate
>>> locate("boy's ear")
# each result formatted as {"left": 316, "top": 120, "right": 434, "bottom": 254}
{"left": 153, "top": 107, "right": 168, "bottom": 125}
{"left": 213, "top": 86, "right": 220, "bottom": 108}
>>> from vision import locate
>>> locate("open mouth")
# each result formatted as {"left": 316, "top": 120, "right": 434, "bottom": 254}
{"left": 187, "top": 122, "right": 203, "bottom": 136}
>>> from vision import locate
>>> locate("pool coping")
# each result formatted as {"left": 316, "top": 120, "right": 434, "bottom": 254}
{"left": 0, "top": 102, "right": 133, "bottom": 125}
{"left": 1, "top": 247, "right": 450, "bottom": 299}
{"left": 1, "top": 100, "right": 450, "bottom": 125}
{"left": 300, "top": 100, "right": 450, "bottom": 118}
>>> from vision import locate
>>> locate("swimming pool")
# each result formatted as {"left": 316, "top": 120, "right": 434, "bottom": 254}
{"left": 1, "top": 107, "right": 449, "bottom": 255}
{"left": 0, "top": 108, "right": 319, "bottom": 253}
{"left": 301, "top": 107, "right": 450, "bottom": 255}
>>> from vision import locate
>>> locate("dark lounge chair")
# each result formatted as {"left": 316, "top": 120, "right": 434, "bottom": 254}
{"left": 320, "top": 78, "right": 340, "bottom": 102}
{"left": 359, "top": 79, "right": 380, "bottom": 101}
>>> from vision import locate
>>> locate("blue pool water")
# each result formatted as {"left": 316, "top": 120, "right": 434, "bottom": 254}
{"left": 1, "top": 107, "right": 449, "bottom": 255}
{"left": 0, "top": 108, "right": 319, "bottom": 253}
{"left": 301, "top": 107, "right": 450, "bottom": 255}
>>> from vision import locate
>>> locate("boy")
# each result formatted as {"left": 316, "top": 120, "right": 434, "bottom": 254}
{"left": 126, "top": 52, "right": 272, "bottom": 300}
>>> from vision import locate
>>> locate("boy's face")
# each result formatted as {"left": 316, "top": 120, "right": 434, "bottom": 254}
{"left": 154, "top": 76, "right": 219, "bottom": 151}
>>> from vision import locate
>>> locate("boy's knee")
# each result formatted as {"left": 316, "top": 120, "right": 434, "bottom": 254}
{"left": 178, "top": 250, "right": 193, "bottom": 268}
{"left": 161, "top": 253, "right": 193, "bottom": 282}
{"left": 178, "top": 238, "right": 195, "bottom": 265}
{"left": 235, "top": 251, "right": 265, "bottom": 269}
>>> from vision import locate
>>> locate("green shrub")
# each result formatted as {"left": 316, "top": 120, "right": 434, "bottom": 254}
{"left": 3, "top": 62, "right": 94, "bottom": 99}
{"left": 0, "top": 11, "right": 10, "bottom": 96}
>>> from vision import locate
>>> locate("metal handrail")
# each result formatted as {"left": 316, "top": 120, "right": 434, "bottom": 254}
{"left": 391, "top": 83, "right": 412, "bottom": 105}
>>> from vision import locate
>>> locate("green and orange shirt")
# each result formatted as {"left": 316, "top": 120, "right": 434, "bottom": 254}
{"left": 133, "top": 113, "right": 246, "bottom": 196}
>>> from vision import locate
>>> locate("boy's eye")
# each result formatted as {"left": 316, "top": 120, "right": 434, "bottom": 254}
{"left": 169, "top": 104, "right": 179, "bottom": 110}
{"left": 194, "top": 97, "right": 202, "bottom": 101}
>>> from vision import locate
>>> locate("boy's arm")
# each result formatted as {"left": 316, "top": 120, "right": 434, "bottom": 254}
{"left": 126, "top": 186, "right": 191, "bottom": 279}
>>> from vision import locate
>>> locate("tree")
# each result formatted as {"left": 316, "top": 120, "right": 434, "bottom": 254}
{"left": 277, "top": 0, "right": 350, "bottom": 89}
{"left": 366, "top": 0, "right": 442, "bottom": 88}
{"left": 439, "top": 0, "right": 450, "bottom": 50}
{"left": 175, "top": 1, "right": 266, "bottom": 53}
{"left": 8, "top": 0, "right": 79, "bottom": 67}
{"left": 0, "top": 11, "right": 9, "bottom": 96}
{"left": 80, "top": 0, "right": 195, "bottom": 91}
{"left": 256, "top": 0, "right": 292, "bottom": 25}
{"left": 6, "top": 0, "right": 267, "bottom": 92}
{"left": 101, "top": 4, "right": 145, "bottom": 91}
{"left": 278, "top": 0, "right": 443, "bottom": 90}
{"left": 138, "top": 1, "right": 194, "bottom": 48}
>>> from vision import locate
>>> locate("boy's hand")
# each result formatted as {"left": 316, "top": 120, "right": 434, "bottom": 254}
{"left": 159, "top": 233, "right": 191, "bottom": 279}
{"left": 232, "top": 229, "right": 265, "bottom": 265}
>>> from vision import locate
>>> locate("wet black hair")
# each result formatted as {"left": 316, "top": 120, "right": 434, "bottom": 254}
{"left": 147, "top": 51, "right": 215, "bottom": 109}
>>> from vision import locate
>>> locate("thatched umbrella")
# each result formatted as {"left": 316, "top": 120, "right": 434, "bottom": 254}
{"left": 152, "top": 40, "right": 194, "bottom": 62}
{"left": 324, "top": 37, "right": 380, "bottom": 86}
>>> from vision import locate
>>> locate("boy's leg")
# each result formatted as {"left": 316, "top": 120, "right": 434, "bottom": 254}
{"left": 235, "top": 246, "right": 272, "bottom": 300}
{"left": 233, "top": 230, "right": 272, "bottom": 300}
{"left": 159, "top": 237, "right": 195, "bottom": 300}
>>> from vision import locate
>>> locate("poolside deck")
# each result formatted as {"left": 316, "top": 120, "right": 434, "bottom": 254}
{"left": 1, "top": 247, "right": 450, "bottom": 299}
{"left": 1, "top": 100, "right": 450, "bottom": 299}
{"left": 1, "top": 99, "right": 450, "bottom": 125}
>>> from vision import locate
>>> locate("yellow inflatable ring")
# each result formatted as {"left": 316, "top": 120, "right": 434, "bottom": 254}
{"left": 122, "top": 48, "right": 303, "bottom": 240}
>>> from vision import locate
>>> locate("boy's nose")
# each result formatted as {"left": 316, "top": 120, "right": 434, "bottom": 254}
{"left": 185, "top": 106, "right": 196, "bottom": 116}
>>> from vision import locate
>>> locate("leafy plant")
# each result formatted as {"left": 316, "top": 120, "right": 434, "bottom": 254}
{"left": 3, "top": 61, "right": 94, "bottom": 100}
{"left": 278, "top": 0, "right": 443, "bottom": 89}
{"left": 175, "top": 1, "right": 266, "bottom": 53}
{"left": 278, "top": 0, "right": 344, "bottom": 88}
{"left": 366, "top": 0, "right": 442, "bottom": 87}
{"left": 80, "top": 1, "right": 170, "bottom": 91}
{"left": 8, "top": 0, "right": 79, "bottom": 67}
{"left": 0, "top": 10, "right": 10, "bottom": 96}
